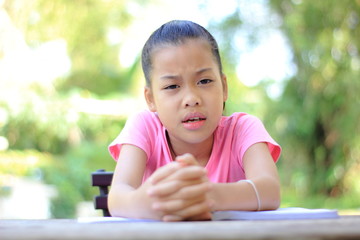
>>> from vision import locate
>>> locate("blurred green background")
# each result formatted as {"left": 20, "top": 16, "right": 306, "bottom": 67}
{"left": 0, "top": 0, "right": 359, "bottom": 218}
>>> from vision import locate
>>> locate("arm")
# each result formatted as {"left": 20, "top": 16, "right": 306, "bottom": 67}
{"left": 108, "top": 145, "right": 212, "bottom": 221}
{"left": 108, "top": 144, "right": 158, "bottom": 219}
{"left": 209, "top": 142, "right": 281, "bottom": 211}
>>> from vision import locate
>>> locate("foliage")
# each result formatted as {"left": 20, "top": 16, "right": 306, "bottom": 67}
{"left": 1, "top": 0, "right": 137, "bottom": 218}
{"left": 0, "top": 150, "right": 51, "bottom": 179}
{"left": 25, "top": 0, "right": 142, "bottom": 96}
{"left": 42, "top": 140, "right": 117, "bottom": 218}
{"left": 267, "top": 0, "right": 360, "bottom": 200}
{"left": 0, "top": 87, "right": 123, "bottom": 217}
{"left": 207, "top": 9, "right": 270, "bottom": 117}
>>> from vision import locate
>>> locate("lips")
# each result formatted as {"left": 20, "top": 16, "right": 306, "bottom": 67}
{"left": 182, "top": 112, "right": 207, "bottom": 123}
{"left": 182, "top": 112, "right": 207, "bottom": 130}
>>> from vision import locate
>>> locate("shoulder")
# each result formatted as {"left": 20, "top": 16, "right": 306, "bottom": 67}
{"left": 215, "top": 112, "right": 263, "bottom": 145}
{"left": 126, "top": 110, "right": 162, "bottom": 129}
{"left": 129, "top": 109, "right": 158, "bottom": 122}
{"left": 218, "top": 112, "right": 261, "bottom": 130}
{"left": 219, "top": 112, "right": 281, "bottom": 163}
{"left": 108, "top": 110, "right": 163, "bottom": 161}
{"left": 216, "top": 112, "right": 274, "bottom": 147}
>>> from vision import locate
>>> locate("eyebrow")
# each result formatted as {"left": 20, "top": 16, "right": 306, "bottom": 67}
{"left": 160, "top": 74, "right": 179, "bottom": 80}
{"left": 159, "top": 67, "right": 214, "bottom": 80}
{"left": 196, "top": 67, "right": 213, "bottom": 75}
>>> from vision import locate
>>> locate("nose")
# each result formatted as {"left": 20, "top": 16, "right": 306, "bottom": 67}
{"left": 183, "top": 86, "right": 201, "bottom": 107}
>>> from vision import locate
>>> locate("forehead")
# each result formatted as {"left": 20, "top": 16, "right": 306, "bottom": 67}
{"left": 150, "top": 39, "right": 217, "bottom": 72}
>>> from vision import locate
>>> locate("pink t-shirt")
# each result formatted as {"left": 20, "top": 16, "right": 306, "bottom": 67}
{"left": 109, "top": 110, "right": 281, "bottom": 183}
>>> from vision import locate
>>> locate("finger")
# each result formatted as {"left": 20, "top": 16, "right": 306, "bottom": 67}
{"left": 153, "top": 181, "right": 213, "bottom": 215}
{"left": 185, "top": 212, "right": 212, "bottom": 221}
{"left": 148, "top": 167, "right": 209, "bottom": 198}
{"left": 151, "top": 165, "right": 207, "bottom": 187}
{"left": 151, "top": 182, "right": 211, "bottom": 212}
{"left": 175, "top": 153, "right": 199, "bottom": 166}
{"left": 163, "top": 165, "right": 207, "bottom": 182}
{"left": 148, "top": 162, "right": 181, "bottom": 184}
{"left": 162, "top": 215, "right": 183, "bottom": 222}
{"left": 152, "top": 195, "right": 206, "bottom": 213}
{"left": 147, "top": 179, "right": 183, "bottom": 197}
{"left": 163, "top": 200, "right": 213, "bottom": 222}
{"left": 164, "top": 181, "right": 211, "bottom": 201}
{"left": 163, "top": 212, "right": 212, "bottom": 222}
{"left": 148, "top": 177, "right": 205, "bottom": 198}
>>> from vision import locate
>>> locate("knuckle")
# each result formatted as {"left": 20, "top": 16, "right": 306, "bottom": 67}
{"left": 172, "top": 180, "right": 183, "bottom": 190}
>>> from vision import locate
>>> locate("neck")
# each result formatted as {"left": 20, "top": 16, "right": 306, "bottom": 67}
{"left": 166, "top": 132, "right": 214, "bottom": 167}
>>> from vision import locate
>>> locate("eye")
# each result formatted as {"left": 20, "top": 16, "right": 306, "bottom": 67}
{"left": 164, "top": 84, "right": 179, "bottom": 90}
{"left": 198, "top": 79, "right": 213, "bottom": 85}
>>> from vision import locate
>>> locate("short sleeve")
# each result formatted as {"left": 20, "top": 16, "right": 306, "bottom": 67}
{"left": 108, "top": 111, "right": 156, "bottom": 161}
{"left": 236, "top": 114, "right": 281, "bottom": 165}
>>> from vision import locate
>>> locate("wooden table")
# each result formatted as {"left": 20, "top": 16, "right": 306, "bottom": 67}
{"left": 1, "top": 216, "right": 360, "bottom": 240}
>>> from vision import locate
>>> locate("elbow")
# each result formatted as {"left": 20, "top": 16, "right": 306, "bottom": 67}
{"left": 265, "top": 194, "right": 281, "bottom": 210}
{"left": 107, "top": 188, "right": 123, "bottom": 217}
{"left": 261, "top": 178, "right": 281, "bottom": 211}
{"left": 107, "top": 190, "right": 116, "bottom": 217}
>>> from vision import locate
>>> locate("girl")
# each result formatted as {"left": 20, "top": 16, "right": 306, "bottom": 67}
{"left": 108, "top": 20, "right": 281, "bottom": 221}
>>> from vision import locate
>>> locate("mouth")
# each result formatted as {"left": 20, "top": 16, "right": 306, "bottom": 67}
{"left": 182, "top": 112, "right": 207, "bottom": 123}
{"left": 182, "top": 114, "right": 206, "bottom": 130}
{"left": 182, "top": 117, "right": 207, "bottom": 123}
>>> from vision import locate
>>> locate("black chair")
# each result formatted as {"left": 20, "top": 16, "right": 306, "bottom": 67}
{"left": 91, "top": 169, "right": 113, "bottom": 217}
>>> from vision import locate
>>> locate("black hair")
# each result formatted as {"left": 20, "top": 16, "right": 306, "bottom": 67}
{"left": 141, "top": 20, "right": 223, "bottom": 87}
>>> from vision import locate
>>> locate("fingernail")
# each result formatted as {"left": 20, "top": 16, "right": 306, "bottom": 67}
{"left": 172, "top": 161, "right": 183, "bottom": 167}
{"left": 147, "top": 188, "right": 154, "bottom": 196}
{"left": 177, "top": 160, "right": 187, "bottom": 167}
{"left": 148, "top": 176, "right": 155, "bottom": 184}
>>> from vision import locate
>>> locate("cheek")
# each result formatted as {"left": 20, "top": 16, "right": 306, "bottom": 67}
{"left": 153, "top": 96, "right": 177, "bottom": 119}
{"left": 156, "top": 91, "right": 182, "bottom": 107}
{"left": 211, "top": 88, "right": 226, "bottom": 104}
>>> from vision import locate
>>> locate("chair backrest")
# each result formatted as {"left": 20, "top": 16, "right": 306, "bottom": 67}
{"left": 91, "top": 169, "right": 113, "bottom": 217}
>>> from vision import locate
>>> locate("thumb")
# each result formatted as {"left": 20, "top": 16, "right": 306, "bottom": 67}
{"left": 175, "top": 153, "right": 199, "bottom": 166}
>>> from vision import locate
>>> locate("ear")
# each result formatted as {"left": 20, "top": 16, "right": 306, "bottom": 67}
{"left": 222, "top": 74, "right": 228, "bottom": 102}
{"left": 144, "top": 87, "right": 157, "bottom": 112}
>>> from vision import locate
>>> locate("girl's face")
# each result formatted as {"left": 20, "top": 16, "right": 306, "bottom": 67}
{"left": 145, "top": 39, "right": 228, "bottom": 147}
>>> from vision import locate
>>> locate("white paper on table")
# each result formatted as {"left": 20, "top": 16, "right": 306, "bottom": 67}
{"left": 78, "top": 207, "right": 339, "bottom": 223}
{"left": 78, "top": 216, "right": 159, "bottom": 223}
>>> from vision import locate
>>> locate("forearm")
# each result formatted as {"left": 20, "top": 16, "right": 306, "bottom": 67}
{"left": 108, "top": 183, "right": 159, "bottom": 220}
{"left": 210, "top": 176, "right": 280, "bottom": 211}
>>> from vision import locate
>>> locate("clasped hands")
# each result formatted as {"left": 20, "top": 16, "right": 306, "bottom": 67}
{"left": 145, "top": 153, "right": 213, "bottom": 222}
